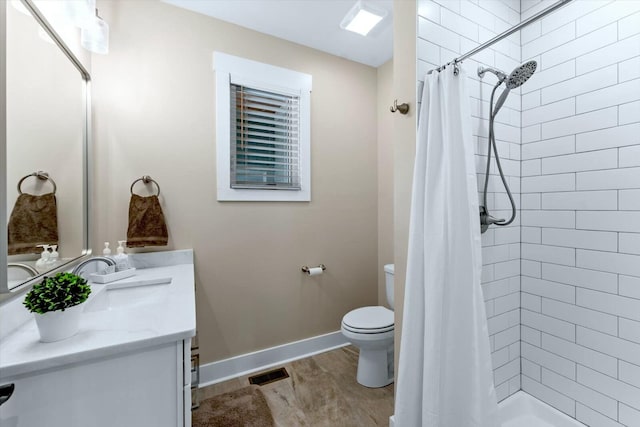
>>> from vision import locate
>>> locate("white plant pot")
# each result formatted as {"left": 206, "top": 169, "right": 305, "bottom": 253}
{"left": 34, "top": 303, "right": 83, "bottom": 342}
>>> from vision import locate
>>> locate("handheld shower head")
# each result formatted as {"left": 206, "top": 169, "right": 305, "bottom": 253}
{"left": 478, "top": 61, "right": 537, "bottom": 87}
{"left": 505, "top": 60, "right": 537, "bottom": 89}
{"left": 493, "top": 60, "right": 538, "bottom": 115}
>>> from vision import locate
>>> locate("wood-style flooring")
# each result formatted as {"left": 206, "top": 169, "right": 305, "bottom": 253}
{"left": 196, "top": 345, "right": 394, "bottom": 426}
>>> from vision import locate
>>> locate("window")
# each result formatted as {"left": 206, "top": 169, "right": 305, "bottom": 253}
{"left": 214, "top": 52, "right": 312, "bottom": 201}
{"left": 230, "top": 84, "right": 300, "bottom": 190}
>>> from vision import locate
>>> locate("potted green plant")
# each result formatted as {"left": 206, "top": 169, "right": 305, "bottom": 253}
{"left": 23, "top": 272, "right": 91, "bottom": 342}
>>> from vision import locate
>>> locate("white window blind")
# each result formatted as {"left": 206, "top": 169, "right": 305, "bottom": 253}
{"left": 230, "top": 84, "right": 301, "bottom": 190}
{"left": 214, "top": 51, "right": 311, "bottom": 201}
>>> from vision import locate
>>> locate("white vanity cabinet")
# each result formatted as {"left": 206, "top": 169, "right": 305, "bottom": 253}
{"left": 0, "top": 252, "right": 196, "bottom": 427}
{"left": 0, "top": 338, "right": 192, "bottom": 427}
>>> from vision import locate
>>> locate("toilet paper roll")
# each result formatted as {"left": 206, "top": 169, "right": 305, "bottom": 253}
{"left": 307, "top": 267, "right": 323, "bottom": 276}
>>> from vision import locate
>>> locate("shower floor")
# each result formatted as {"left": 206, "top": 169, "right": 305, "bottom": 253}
{"left": 500, "top": 391, "right": 586, "bottom": 427}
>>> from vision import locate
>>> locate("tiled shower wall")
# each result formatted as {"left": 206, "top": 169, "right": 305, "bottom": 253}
{"left": 417, "top": 0, "right": 523, "bottom": 401}
{"left": 417, "top": 0, "right": 640, "bottom": 418}
{"left": 519, "top": 0, "right": 640, "bottom": 425}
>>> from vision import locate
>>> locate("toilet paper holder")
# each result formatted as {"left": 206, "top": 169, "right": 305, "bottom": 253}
{"left": 302, "top": 264, "right": 326, "bottom": 274}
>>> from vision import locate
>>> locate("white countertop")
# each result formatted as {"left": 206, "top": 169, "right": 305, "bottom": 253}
{"left": 0, "top": 251, "right": 196, "bottom": 379}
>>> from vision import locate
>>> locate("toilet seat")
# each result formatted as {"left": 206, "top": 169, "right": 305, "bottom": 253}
{"left": 342, "top": 306, "right": 394, "bottom": 334}
{"left": 342, "top": 323, "right": 394, "bottom": 334}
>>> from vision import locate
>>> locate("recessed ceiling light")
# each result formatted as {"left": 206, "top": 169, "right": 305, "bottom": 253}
{"left": 340, "top": 1, "right": 387, "bottom": 37}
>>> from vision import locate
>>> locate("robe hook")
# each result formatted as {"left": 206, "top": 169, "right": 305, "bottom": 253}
{"left": 390, "top": 99, "right": 409, "bottom": 115}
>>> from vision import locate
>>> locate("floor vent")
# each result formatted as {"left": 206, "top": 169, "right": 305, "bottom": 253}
{"left": 248, "top": 367, "right": 289, "bottom": 386}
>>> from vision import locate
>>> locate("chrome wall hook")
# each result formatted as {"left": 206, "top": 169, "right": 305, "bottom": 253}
{"left": 390, "top": 99, "right": 410, "bottom": 115}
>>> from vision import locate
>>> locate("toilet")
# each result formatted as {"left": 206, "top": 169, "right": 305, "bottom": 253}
{"left": 341, "top": 264, "right": 394, "bottom": 388}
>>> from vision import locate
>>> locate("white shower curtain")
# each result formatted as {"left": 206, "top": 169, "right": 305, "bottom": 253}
{"left": 394, "top": 67, "right": 499, "bottom": 427}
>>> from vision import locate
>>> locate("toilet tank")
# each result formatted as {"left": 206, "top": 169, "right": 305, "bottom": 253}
{"left": 384, "top": 264, "right": 394, "bottom": 310}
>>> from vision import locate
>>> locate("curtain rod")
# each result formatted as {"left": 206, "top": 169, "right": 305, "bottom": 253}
{"left": 431, "top": 0, "right": 573, "bottom": 74}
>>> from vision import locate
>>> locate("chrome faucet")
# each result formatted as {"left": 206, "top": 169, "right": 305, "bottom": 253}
{"left": 71, "top": 256, "right": 116, "bottom": 277}
{"left": 8, "top": 263, "right": 39, "bottom": 277}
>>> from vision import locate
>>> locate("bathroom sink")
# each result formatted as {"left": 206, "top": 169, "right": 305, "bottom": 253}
{"left": 84, "top": 279, "right": 171, "bottom": 313}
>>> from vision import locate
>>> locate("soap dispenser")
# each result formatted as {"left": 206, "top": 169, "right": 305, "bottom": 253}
{"left": 103, "top": 242, "right": 112, "bottom": 257}
{"left": 114, "top": 240, "right": 130, "bottom": 271}
{"left": 48, "top": 245, "right": 60, "bottom": 267}
{"left": 35, "top": 245, "right": 51, "bottom": 273}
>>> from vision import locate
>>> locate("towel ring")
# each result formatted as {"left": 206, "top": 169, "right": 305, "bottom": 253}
{"left": 17, "top": 171, "right": 57, "bottom": 195}
{"left": 130, "top": 175, "right": 161, "bottom": 197}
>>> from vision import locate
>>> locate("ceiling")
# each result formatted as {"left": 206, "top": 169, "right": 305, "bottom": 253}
{"left": 162, "top": 0, "right": 393, "bottom": 68}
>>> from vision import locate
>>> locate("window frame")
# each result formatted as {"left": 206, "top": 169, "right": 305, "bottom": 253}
{"left": 213, "top": 52, "right": 312, "bottom": 202}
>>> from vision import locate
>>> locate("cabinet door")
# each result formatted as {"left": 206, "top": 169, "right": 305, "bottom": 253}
{"left": 0, "top": 343, "right": 180, "bottom": 427}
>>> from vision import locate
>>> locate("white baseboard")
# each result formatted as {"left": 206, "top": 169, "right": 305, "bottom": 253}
{"left": 199, "top": 331, "right": 349, "bottom": 387}
{"left": 389, "top": 415, "right": 395, "bottom": 427}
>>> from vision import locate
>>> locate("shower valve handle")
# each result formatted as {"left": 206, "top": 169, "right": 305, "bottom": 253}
{"left": 0, "top": 383, "right": 14, "bottom": 406}
{"left": 479, "top": 206, "right": 505, "bottom": 233}
{"left": 484, "top": 214, "right": 505, "bottom": 225}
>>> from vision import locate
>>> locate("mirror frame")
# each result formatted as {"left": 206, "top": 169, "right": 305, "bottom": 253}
{"left": 1, "top": 0, "right": 92, "bottom": 296}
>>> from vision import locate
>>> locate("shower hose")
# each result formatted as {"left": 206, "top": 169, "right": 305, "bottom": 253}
{"left": 482, "top": 81, "right": 517, "bottom": 227}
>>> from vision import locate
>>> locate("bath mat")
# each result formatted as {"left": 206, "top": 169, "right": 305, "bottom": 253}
{"left": 192, "top": 385, "right": 275, "bottom": 427}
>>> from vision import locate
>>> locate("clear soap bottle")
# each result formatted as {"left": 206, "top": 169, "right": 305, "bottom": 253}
{"left": 114, "top": 240, "right": 130, "bottom": 271}
{"left": 103, "top": 242, "right": 112, "bottom": 257}
{"left": 35, "top": 244, "right": 51, "bottom": 273}
{"left": 48, "top": 245, "right": 60, "bottom": 268}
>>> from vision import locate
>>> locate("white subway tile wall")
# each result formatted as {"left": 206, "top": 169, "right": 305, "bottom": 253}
{"left": 520, "top": 1, "right": 640, "bottom": 425}
{"left": 418, "top": 0, "right": 640, "bottom": 419}
{"left": 418, "top": 0, "right": 523, "bottom": 402}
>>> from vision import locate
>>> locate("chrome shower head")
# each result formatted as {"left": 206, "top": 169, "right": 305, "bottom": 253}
{"left": 505, "top": 60, "right": 537, "bottom": 89}
{"left": 492, "top": 60, "right": 538, "bottom": 116}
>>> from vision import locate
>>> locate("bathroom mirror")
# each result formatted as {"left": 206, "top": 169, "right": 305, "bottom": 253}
{"left": 2, "top": 0, "right": 91, "bottom": 294}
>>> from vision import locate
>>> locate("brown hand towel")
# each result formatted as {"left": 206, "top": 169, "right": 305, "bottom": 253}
{"left": 126, "top": 194, "right": 168, "bottom": 248}
{"left": 8, "top": 193, "right": 59, "bottom": 255}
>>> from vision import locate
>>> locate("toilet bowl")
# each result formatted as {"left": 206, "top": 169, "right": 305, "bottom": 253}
{"left": 340, "top": 264, "right": 394, "bottom": 388}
